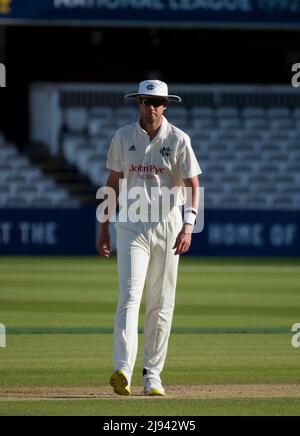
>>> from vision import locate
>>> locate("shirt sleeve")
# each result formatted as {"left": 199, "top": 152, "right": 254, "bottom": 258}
{"left": 177, "top": 135, "right": 202, "bottom": 179}
{"left": 106, "top": 132, "right": 123, "bottom": 173}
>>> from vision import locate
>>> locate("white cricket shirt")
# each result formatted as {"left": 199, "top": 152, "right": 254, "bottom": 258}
{"left": 106, "top": 116, "right": 201, "bottom": 208}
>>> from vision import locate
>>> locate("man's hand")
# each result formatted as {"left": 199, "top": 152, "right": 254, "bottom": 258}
{"left": 97, "top": 224, "right": 111, "bottom": 257}
{"left": 96, "top": 170, "right": 123, "bottom": 258}
{"left": 173, "top": 224, "right": 193, "bottom": 256}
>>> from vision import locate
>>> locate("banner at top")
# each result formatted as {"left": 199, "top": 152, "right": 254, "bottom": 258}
{"left": 1, "top": 0, "right": 300, "bottom": 28}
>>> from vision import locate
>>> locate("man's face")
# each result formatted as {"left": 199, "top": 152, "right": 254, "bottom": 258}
{"left": 138, "top": 97, "right": 168, "bottom": 123}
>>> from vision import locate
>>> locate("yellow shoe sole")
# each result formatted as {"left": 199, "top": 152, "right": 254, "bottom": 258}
{"left": 110, "top": 370, "right": 131, "bottom": 396}
{"left": 145, "top": 388, "right": 165, "bottom": 397}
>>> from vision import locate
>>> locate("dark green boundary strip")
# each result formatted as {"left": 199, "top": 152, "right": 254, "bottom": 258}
{"left": 6, "top": 327, "right": 291, "bottom": 335}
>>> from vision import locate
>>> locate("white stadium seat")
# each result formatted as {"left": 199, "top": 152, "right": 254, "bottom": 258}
{"left": 90, "top": 106, "right": 113, "bottom": 118}
{"left": 191, "top": 107, "right": 214, "bottom": 118}
{"left": 0, "top": 136, "right": 77, "bottom": 208}
{"left": 87, "top": 117, "right": 108, "bottom": 137}
{"left": 267, "top": 107, "right": 291, "bottom": 118}
{"left": 242, "top": 107, "right": 266, "bottom": 118}
{"left": 217, "top": 107, "right": 239, "bottom": 118}
{"left": 64, "top": 107, "right": 89, "bottom": 133}
{"left": 115, "top": 107, "right": 138, "bottom": 119}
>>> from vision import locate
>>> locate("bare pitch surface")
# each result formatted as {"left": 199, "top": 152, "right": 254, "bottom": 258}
{"left": 1, "top": 384, "right": 300, "bottom": 401}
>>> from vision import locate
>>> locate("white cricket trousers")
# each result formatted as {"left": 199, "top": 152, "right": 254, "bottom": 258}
{"left": 113, "top": 207, "right": 182, "bottom": 382}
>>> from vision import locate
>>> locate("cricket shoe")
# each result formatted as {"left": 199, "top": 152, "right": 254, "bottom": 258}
{"left": 143, "top": 375, "right": 165, "bottom": 396}
{"left": 110, "top": 369, "right": 131, "bottom": 396}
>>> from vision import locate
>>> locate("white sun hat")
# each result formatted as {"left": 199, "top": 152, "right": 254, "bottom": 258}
{"left": 125, "top": 80, "right": 182, "bottom": 103}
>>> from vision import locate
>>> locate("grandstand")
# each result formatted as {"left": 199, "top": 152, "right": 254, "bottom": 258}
{"left": 26, "top": 83, "right": 300, "bottom": 211}
{"left": 0, "top": 134, "right": 79, "bottom": 208}
{"left": 1, "top": 83, "right": 300, "bottom": 212}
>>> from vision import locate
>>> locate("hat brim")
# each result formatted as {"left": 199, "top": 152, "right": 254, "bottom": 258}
{"left": 125, "top": 93, "right": 182, "bottom": 103}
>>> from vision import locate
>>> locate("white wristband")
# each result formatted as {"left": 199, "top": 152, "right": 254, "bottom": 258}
{"left": 183, "top": 208, "right": 197, "bottom": 226}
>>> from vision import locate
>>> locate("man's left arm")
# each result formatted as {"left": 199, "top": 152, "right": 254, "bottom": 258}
{"left": 173, "top": 176, "right": 200, "bottom": 256}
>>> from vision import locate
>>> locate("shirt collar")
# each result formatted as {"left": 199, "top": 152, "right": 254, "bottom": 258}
{"left": 137, "top": 115, "right": 168, "bottom": 142}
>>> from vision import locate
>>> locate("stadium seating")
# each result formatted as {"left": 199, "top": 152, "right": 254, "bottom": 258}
{"left": 0, "top": 134, "right": 79, "bottom": 208}
{"left": 27, "top": 84, "right": 300, "bottom": 210}
{"left": 52, "top": 102, "right": 300, "bottom": 210}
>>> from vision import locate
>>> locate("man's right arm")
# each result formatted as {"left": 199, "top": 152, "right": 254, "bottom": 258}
{"left": 96, "top": 170, "right": 124, "bottom": 257}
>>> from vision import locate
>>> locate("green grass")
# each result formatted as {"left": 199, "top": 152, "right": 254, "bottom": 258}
{"left": 0, "top": 257, "right": 300, "bottom": 415}
{"left": 1, "top": 398, "right": 300, "bottom": 416}
{"left": 0, "top": 333, "right": 299, "bottom": 387}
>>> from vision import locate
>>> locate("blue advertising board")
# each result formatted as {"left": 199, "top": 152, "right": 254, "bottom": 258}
{"left": 190, "top": 209, "right": 300, "bottom": 257}
{"left": 0, "top": 208, "right": 299, "bottom": 256}
{"left": 0, "top": 208, "right": 97, "bottom": 255}
{"left": 1, "top": 0, "right": 300, "bottom": 29}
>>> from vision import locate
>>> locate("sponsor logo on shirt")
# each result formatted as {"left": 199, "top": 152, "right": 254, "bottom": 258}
{"left": 128, "top": 145, "right": 136, "bottom": 151}
{"left": 129, "top": 164, "right": 165, "bottom": 176}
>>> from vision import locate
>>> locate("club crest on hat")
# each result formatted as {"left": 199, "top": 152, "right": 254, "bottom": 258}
{"left": 146, "top": 83, "right": 155, "bottom": 91}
